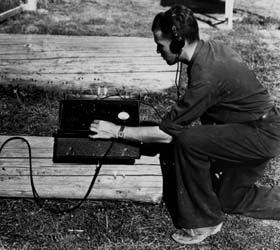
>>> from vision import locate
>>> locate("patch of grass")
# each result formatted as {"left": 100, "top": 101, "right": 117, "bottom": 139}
{"left": 0, "top": 83, "right": 176, "bottom": 136}
{"left": 235, "top": 8, "right": 280, "bottom": 29}
{"left": 0, "top": 83, "right": 62, "bottom": 136}
{"left": 1, "top": 1, "right": 280, "bottom": 36}
{"left": 0, "top": 199, "right": 280, "bottom": 250}
{"left": 0, "top": 0, "right": 162, "bottom": 36}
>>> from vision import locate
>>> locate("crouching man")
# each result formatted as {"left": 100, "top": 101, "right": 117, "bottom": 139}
{"left": 89, "top": 5, "right": 280, "bottom": 245}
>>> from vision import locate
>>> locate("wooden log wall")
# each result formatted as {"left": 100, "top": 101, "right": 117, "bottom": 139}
{"left": 0, "top": 136, "right": 163, "bottom": 203}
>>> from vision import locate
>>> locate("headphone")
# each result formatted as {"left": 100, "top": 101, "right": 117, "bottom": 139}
{"left": 169, "top": 14, "right": 185, "bottom": 55}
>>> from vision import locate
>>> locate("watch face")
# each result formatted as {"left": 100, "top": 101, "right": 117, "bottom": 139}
{"left": 118, "top": 131, "right": 125, "bottom": 138}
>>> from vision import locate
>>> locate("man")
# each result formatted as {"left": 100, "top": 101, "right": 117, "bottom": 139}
{"left": 89, "top": 5, "right": 280, "bottom": 245}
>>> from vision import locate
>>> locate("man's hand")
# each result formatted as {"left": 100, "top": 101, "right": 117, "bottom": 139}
{"left": 89, "top": 120, "right": 120, "bottom": 139}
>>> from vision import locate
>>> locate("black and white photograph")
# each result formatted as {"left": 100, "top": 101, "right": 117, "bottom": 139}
{"left": 0, "top": 0, "right": 280, "bottom": 249}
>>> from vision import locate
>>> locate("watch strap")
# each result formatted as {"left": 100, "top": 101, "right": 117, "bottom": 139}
{"left": 117, "top": 125, "right": 125, "bottom": 139}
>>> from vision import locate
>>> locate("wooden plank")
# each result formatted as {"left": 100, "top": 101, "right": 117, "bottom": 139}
{"left": 0, "top": 73, "right": 175, "bottom": 93}
{"left": 0, "top": 53, "right": 164, "bottom": 61}
{"left": 0, "top": 135, "right": 53, "bottom": 148}
{"left": 0, "top": 154, "right": 160, "bottom": 165}
{"left": 0, "top": 60, "right": 174, "bottom": 73}
{"left": 0, "top": 176, "right": 162, "bottom": 202}
{"left": 0, "top": 34, "right": 157, "bottom": 44}
{"left": 23, "top": 0, "right": 37, "bottom": 11}
{"left": 0, "top": 135, "right": 161, "bottom": 164}
{"left": 0, "top": 34, "right": 177, "bottom": 91}
{"left": 225, "top": 0, "right": 234, "bottom": 29}
{"left": 0, "top": 135, "right": 163, "bottom": 202}
{"left": 0, "top": 150, "right": 160, "bottom": 165}
{"left": 0, "top": 49, "right": 157, "bottom": 56}
{"left": 0, "top": 5, "right": 23, "bottom": 23}
{"left": 0, "top": 175, "right": 163, "bottom": 189}
{"left": 0, "top": 41, "right": 154, "bottom": 47}
{"left": 0, "top": 163, "right": 162, "bottom": 176}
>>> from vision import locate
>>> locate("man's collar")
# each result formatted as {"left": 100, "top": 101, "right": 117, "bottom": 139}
{"left": 189, "top": 40, "right": 204, "bottom": 65}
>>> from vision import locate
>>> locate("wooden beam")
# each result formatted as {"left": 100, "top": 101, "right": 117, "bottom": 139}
{"left": 23, "top": 0, "right": 37, "bottom": 11}
{"left": 0, "top": 135, "right": 163, "bottom": 203}
{"left": 225, "top": 0, "right": 234, "bottom": 29}
{"left": 0, "top": 33, "right": 177, "bottom": 92}
{"left": 0, "top": 5, "right": 23, "bottom": 23}
{"left": 0, "top": 0, "right": 37, "bottom": 23}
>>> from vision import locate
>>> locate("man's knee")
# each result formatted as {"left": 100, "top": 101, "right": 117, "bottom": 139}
{"left": 218, "top": 186, "right": 251, "bottom": 214}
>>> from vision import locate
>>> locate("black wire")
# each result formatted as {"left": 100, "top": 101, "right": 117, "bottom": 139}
{"left": 0, "top": 137, "right": 40, "bottom": 201}
{"left": 174, "top": 61, "right": 182, "bottom": 100}
{"left": 0, "top": 136, "right": 114, "bottom": 214}
{"left": 44, "top": 141, "right": 114, "bottom": 214}
{"left": 0, "top": 136, "right": 39, "bottom": 200}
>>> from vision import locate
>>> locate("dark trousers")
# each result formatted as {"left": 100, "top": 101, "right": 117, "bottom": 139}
{"left": 160, "top": 108, "right": 280, "bottom": 229}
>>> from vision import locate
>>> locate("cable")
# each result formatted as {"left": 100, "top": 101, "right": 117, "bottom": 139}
{"left": 174, "top": 61, "right": 182, "bottom": 100}
{"left": 0, "top": 136, "right": 114, "bottom": 214}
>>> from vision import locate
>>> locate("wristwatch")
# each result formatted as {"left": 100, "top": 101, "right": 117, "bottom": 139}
{"left": 117, "top": 125, "right": 125, "bottom": 139}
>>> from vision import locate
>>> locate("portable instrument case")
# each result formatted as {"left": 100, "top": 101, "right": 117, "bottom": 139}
{"left": 53, "top": 98, "right": 141, "bottom": 164}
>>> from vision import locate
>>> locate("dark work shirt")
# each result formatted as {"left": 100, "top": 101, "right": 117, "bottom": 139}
{"left": 160, "top": 40, "right": 275, "bottom": 137}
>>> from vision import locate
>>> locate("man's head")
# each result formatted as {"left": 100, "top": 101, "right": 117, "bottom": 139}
{"left": 152, "top": 5, "right": 199, "bottom": 65}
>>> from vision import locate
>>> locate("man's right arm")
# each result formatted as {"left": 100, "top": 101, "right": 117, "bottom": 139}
{"left": 122, "top": 125, "right": 173, "bottom": 144}
{"left": 89, "top": 120, "right": 173, "bottom": 144}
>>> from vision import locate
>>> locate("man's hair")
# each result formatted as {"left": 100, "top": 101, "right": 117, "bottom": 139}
{"left": 151, "top": 5, "right": 199, "bottom": 43}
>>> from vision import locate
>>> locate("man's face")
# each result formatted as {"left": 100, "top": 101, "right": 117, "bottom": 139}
{"left": 153, "top": 30, "right": 177, "bottom": 65}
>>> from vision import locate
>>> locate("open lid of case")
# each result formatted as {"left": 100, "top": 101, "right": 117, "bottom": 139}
{"left": 58, "top": 99, "right": 140, "bottom": 132}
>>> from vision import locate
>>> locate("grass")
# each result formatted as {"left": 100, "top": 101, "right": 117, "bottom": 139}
{"left": 0, "top": 0, "right": 163, "bottom": 36}
{"left": 1, "top": 1, "right": 280, "bottom": 250}
{"left": 1, "top": 199, "right": 280, "bottom": 250}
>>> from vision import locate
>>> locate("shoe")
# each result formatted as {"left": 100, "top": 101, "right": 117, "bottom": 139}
{"left": 171, "top": 222, "right": 222, "bottom": 245}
